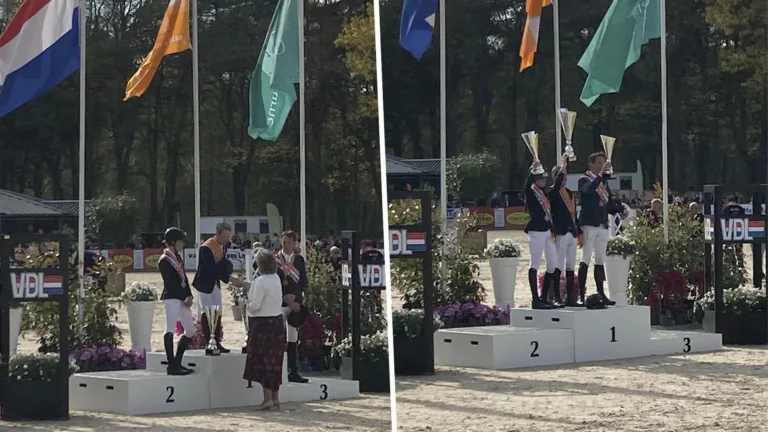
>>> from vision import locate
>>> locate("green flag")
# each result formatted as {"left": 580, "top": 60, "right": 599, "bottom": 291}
{"left": 577, "top": 0, "right": 660, "bottom": 107}
{"left": 248, "top": 0, "right": 300, "bottom": 141}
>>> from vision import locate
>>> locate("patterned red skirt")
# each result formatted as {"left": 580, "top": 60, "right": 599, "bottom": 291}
{"left": 243, "top": 315, "right": 286, "bottom": 391}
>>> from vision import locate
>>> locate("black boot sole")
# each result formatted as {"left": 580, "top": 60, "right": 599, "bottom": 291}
{"left": 288, "top": 374, "right": 309, "bottom": 383}
{"left": 167, "top": 367, "right": 193, "bottom": 376}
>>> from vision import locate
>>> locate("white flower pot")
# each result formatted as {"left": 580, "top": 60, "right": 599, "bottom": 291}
{"left": 9, "top": 306, "right": 23, "bottom": 356}
{"left": 489, "top": 257, "right": 518, "bottom": 310}
{"left": 605, "top": 255, "right": 632, "bottom": 306}
{"left": 126, "top": 301, "right": 156, "bottom": 353}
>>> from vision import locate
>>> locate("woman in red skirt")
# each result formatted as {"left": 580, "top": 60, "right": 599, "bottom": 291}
{"left": 244, "top": 249, "right": 286, "bottom": 410}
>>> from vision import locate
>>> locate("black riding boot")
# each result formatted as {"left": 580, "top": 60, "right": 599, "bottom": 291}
{"left": 215, "top": 315, "right": 230, "bottom": 354}
{"left": 595, "top": 265, "right": 616, "bottom": 306}
{"left": 565, "top": 270, "right": 580, "bottom": 306}
{"left": 541, "top": 272, "right": 557, "bottom": 307}
{"left": 551, "top": 269, "right": 564, "bottom": 307}
{"left": 175, "top": 335, "right": 193, "bottom": 374}
{"left": 201, "top": 313, "right": 211, "bottom": 344}
{"left": 287, "top": 341, "right": 309, "bottom": 383}
{"left": 530, "top": 268, "right": 554, "bottom": 309}
{"left": 165, "top": 332, "right": 192, "bottom": 376}
{"left": 163, "top": 332, "right": 175, "bottom": 366}
{"left": 577, "top": 263, "right": 589, "bottom": 306}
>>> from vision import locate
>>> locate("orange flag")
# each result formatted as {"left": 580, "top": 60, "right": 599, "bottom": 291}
{"left": 124, "top": 0, "right": 191, "bottom": 100}
{"left": 519, "top": 0, "right": 552, "bottom": 72}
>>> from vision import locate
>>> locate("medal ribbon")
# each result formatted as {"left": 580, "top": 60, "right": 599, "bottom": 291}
{"left": 559, "top": 187, "right": 579, "bottom": 237}
{"left": 585, "top": 171, "right": 609, "bottom": 204}
{"left": 202, "top": 238, "right": 224, "bottom": 262}
{"left": 276, "top": 251, "right": 300, "bottom": 283}
{"left": 531, "top": 184, "right": 551, "bottom": 223}
{"left": 159, "top": 249, "right": 186, "bottom": 286}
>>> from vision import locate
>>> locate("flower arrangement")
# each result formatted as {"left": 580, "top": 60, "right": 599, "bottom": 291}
{"left": 483, "top": 238, "right": 521, "bottom": 259}
{"left": 176, "top": 315, "right": 223, "bottom": 349}
{"left": 537, "top": 272, "right": 579, "bottom": 299}
{"left": 434, "top": 301, "right": 510, "bottom": 328}
{"left": 70, "top": 346, "right": 146, "bottom": 372}
{"left": 696, "top": 286, "right": 767, "bottom": 316}
{"left": 121, "top": 282, "right": 158, "bottom": 302}
{"left": 391, "top": 309, "right": 443, "bottom": 338}
{"left": 606, "top": 236, "right": 636, "bottom": 258}
{"left": 333, "top": 331, "right": 388, "bottom": 364}
{"left": 648, "top": 269, "right": 690, "bottom": 314}
{"left": 9, "top": 353, "right": 79, "bottom": 382}
{"left": 226, "top": 281, "right": 246, "bottom": 306}
{"left": 299, "top": 314, "right": 326, "bottom": 360}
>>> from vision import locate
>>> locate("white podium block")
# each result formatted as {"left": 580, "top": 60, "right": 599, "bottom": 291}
{"left": 649, "top": 330, "right": 723, "bottom": 356}
{"left": 146, "top": 350, "right": 288, "bottom": 383}
{"left": 209, "top": 376, "right": 360, "bottom": 409}
{"left": 70, "top": 370, "right": 210, "bottom": 415}
{"left": 510, "top": 306, "right": 651, "bottom": 362}
{"left": 434, "top": 326, "right": 575, "bottom": 370}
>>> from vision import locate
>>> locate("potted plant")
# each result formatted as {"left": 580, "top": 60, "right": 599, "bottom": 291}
{"left": 2, "top": 353, "right": 78, "bottom": 420}
{"left": 121, "top": 282, "right": 158, "bottom": 353}
{"left": 434, "top": 301, "right": 510, "bottom": 329}
{"left": 71, "top": 346, "right": 147, "bottom": 372}
{"left": 335, "top": 331, "right": 389, "bottom": 393}
{"left": 483, "top": 238, "right": 521, "bottom": 310}
{"left": 696, "top": 286, "right": 767, "bottom": 345}
{"left": 392, "top": 309, "right": 442, "bottom": 375}
{"left": 649, "top": 270, "right": 689, "bottom": 327}
{"left": 604, "top": 236, "right": 636, "bottom": 306}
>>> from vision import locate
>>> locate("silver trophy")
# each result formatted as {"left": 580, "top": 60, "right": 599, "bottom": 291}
{"left": 521, "top": 131, "right": 545, "bottom": 175}
{"left": 600, "top": 135, "right": 617, "bottom": 179}
{"left": 239, "top": 296, "right": 249, "bottom": 354}
{"left": 203, "top": 305, "right": 222, "bottom": 356}
{"left": 558, "top": 108, "right": 577, "bottom": 161}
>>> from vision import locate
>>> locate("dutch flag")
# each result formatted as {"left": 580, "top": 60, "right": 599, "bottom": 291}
{"left": 0, "top": 0, "right": 80, "bottom": 117}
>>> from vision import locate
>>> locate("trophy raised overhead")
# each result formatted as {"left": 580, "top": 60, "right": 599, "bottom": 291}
{"left": 600, "top": 135, "right": 616, "bottom": 178}
{"left": 521, "top": 131, "right": 545, "bottom": 175}
{"left": 558, "top": 108, "right": 577, "bottom": 161}
{"left": 203, "top": 305, "right": 222, "bottom": 356}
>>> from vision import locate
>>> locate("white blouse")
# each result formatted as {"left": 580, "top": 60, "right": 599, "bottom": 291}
{"left": 246, "top": 274, "right": 283, "bottom": 317}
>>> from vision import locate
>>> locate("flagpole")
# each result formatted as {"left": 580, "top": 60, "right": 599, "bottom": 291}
{"left": 439, "top": 0, "right": 447, "bottom": 290}
{"left": 298, "top": 0, "right": 307, "bottom": 256}
{"left": 552, "top": 0, "right": 562, "bottom": 161}
{"left": 77, "top": 0, "right": 86, "bottom": 336}
{"left": 660, "top": 0, "right": 669, "bottom": 242}
{"left": 192, "top": 0, "right": 202, "bottom": 259}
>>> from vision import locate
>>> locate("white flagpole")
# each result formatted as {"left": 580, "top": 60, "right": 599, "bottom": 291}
{"left": 192, "top": 0, "right": 202, "bottom": 258}
{"left": 298, "top": 0, "right": 306, "bottom": 256}
{"left": 660, "top": 0, "right": 669, "bottom": 242}
{"left": 77, "top": 0, "right": 86, "bottom": 336}
{"left": 439, "top": 0, "right": 447, "bottom": 290}
{"left": 552, "top": 0, "right": 563, "bottom": 160}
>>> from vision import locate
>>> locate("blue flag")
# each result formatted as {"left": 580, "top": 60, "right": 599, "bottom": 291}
{"left": 399, "top": 0, "right": 439, "bottom": 61}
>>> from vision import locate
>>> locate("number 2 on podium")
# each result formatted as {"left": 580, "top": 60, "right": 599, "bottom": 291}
{"left": 609, "top": 326, "right": 617, "bottom": 343}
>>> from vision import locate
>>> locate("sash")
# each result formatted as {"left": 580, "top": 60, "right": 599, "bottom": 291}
{"left": 276, "top": 251, "right": 300, "bottom": 283}
{"left": 584, "top": 171, "right": 608, "bottom": 204}
{"left": 202, "top": 238, "right": 224, "bottom": 262}
{"left": 159, "top": 249, "right": 186, "bottom": 287}
{"left": 531, "top": 184, "right": 551, "bottom": 222}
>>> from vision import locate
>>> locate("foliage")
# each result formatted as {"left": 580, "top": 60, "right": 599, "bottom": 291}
{"left": 9, "top": 354, "right": 78, "bottom": 382}
{"left": 20, "top": 247, "right": 122, "bottom": 352}
{"left": 606, "top": 236, "right": 636, "bottom": 258}
{"left": 483, "top": 238, "right": 522, "bottom": 259}
{"left": 648, "top": 270, "right": 691, "bottom": 314}
{"left": 175, "top": 315, "right": 222, "bottom": 349}
{"left": 121, "top": 282, "right": 158, "bottom": 302}
{"left": 299, "top": 314, "right": 326, "bottom": 360}
{"left": 70, "top": 346, "right": 146, "bottom": 372}
{"left": 303, "top": 248, "right": 343, "bottom": 319}
{"left": 446, "top": 151, "right": 501, "bottom": 206}
{"left": 226, "top": 283, "right": 245, "bottom": 306}
{"left": 391, "top": 309, "right": 442, "bottom": 338}
{"left": 696, "top": 286, "right": 768, "bottom": 315}
{"left": 333, "top": 331, "right": 388, "bottom": 364}
{"left": 389, "top": 199, "right": 486, "bottom": 309}
{"left": 435, "top": 301, "right": 511, "bottom": 328}
{"left": 84, "top": 194, "right": 140, "bottom": 246}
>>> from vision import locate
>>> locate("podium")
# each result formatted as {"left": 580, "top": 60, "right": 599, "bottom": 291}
{"left": 70, "top": 350, "right": 360, "bottom": 415}
{"left": 435, "top": 306, "right": 723, "bottom": 370}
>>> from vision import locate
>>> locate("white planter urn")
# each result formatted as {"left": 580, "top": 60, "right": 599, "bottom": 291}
{"left": 489, "top": 257, "right": 519, "bottom": 310}
{"left": 9, "top": 306, "right": 23, "bottom": 356}
{"left": 605, "top": 255, "right": 632, "bottom": 306}
{"left": 126, "top": 301, "right": 156, "bottom": 353}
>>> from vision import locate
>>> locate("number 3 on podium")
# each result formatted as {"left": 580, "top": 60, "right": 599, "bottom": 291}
{"left": 320, "top": 384, "right": 328, "bottom": 400}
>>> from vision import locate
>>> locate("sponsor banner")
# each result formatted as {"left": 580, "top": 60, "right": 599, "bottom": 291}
{"left": 108, "top": 249, "right": 136, "bottom": 271}
{"left": 182, "top": 248, "right": 251, "bottom": 272}
{"left": 704, "top": 218, "right": 765, "bottom": 242}
{"left": 462, "top": 207, "right": 530, "bottom": 230}
{"left": 101, "top": 248, "right": 253, "bottom": 272}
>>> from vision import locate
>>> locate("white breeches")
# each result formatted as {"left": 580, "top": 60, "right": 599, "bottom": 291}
{"left": 555, "top": 233, "right": 578, "bottom": 271}
{"left": 528, "top": 231, "right": 556, "bottom": 273}
{"left": 581, "top": 226, "right": 609, "bottom": 266}
{"left": 197, "top": 286, "right": 223, "bottom": 309}
{"left": 164, "top": 299, "right": 195, "bottom": 337}
{"left": 281, "top": 307, "right": 299, "bottom": 343}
